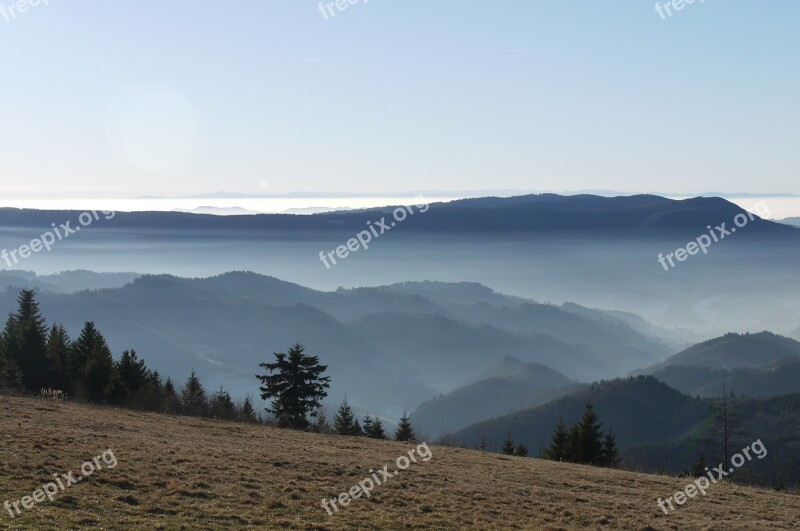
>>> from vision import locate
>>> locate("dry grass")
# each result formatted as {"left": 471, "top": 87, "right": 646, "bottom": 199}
{"left": 0, "top": 395, "right": 798, "bottom": 530}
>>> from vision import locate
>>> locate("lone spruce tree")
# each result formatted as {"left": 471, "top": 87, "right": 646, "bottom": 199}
{"left": 2, "top": 290, "right": 50, "bottom": 391}
{"left": 395, "top": 411, "right": 415, "bottom": 441}
{"left": 333, "top": 397, "right": 361, "bottom": 436}
{"left": 256, "top": 344, "right": 330, "bottom": 430}
{"left": 575, "top": 401, "right": 605, "bottom": 465}
{"left": 181, "top": 370, "right": 207, "bottom": 417}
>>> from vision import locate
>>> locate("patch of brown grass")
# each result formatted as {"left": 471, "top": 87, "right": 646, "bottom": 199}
{"left": 0, "top": 395, "right": 798, "bottom": 530}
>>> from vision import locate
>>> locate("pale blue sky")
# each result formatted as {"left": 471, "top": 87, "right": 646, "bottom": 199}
{"left": 1, "top": 0, "right": 798, "bottom": 198}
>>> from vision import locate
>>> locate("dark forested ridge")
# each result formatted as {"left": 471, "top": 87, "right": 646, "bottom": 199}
{"left": 451, "top": 375, "right": 800, "bottom": 488}
{"left": 651, "top": 360, "right": 800, "bottom": 398}
{"left": 642, "top": 331, "right": 800, "bottom": 372}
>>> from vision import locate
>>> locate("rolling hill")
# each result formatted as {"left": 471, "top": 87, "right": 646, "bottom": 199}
{"left": 1, "top": 395, "right": 797, "bottom": 530}
{"left": 651, "top": 359, "right": 800, "bottom": 398}
{"left": 643, "top": 332, "right": 800, "bottom": 371}
{"left": 453, "top": 376, "right": 708, "bottom": 456}
{"left": 411, "top": 357, "right": 578, "bottom": 436}
{"left": 452, "top": 376, "right": 800, "bottom": 486}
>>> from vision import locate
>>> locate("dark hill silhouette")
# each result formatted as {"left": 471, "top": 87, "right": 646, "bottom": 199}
{"left": 453, "top": 376, "right": 708, "bottom": 453}
{"left": 411, "top": 356, "right": 578, "bottom": 436}
{"left": 652, "top": 359, "right": 800, "bottom": 398}
{"left": 643, "top": 331, "right": 800, "bottom": 371}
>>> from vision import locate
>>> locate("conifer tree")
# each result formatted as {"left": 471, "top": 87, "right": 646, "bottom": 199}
{"left": 133, "top": 370, "right": 164, "bottom": 411}
{"left": 365, "top": 415, "right": 387, "bottom": 439}
{"left": 3, "top": 290, "right": 50, "bottom": 391}
{"left": 514, "top": 443, "right": 529, "bottom": 457}
{"left": 0, "top": 331, "right": 23, "bottom": 391}
{"left": 313, "top": 407, "right": 332, "bottom": 433}
{"left": 501, "top": 433, "right": 516, "bottom": 455}
{"left": 163, "top": 377, "right": 179, "bottom": 414}
{"left": 116, "top": 349, "right": 148, "bottom": 399}
{"left": 362, "top": 416, "right": 374, "bottom": 436}
{"left": 395, "top": 411, "right": 415, "bottom": 442}
{"left": 256, "top": 344, "right": 330, "bottom": 430}
{"left": 543, "top": 419, "right": 570, "bottom": 461}
{"left": 602, "top": 431, "right": 620, "bottom": 467}
{"left": 239, "top": 396, "right": 258, "bottom": 423}
{"left": 692, "top": 454, "right": 706, "bottom": 478}
{"left": 334, "top": 397, "right": 361, "bottom": 436}
{"left": 46, "top": 324, "right": 72, "bottom": 390}
{"left": 76, "top": 322, "right": 115, "bottom": 402}
{"left": 575, "top": 401, "right": 605, "bottom": 465}
{"left": 180, "top": 370, "right": 207, "bottom": 416}
{"left": 210, "top": 387, "right": 236, "bottom": 420}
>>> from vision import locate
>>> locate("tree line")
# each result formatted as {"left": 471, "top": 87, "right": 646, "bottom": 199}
{"left": 0, "top": 290, "right": 258, "bottom": 422}
{"left": 541, "top": 402, "right": 619, "bottom": 467}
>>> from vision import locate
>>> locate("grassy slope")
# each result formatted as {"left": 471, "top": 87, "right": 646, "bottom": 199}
{"left": 0, "top": 396, "right": 798, "bottom": 530}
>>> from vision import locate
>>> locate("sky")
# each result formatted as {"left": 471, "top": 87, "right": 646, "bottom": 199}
{"left": 1, "top": 0, "right": 799, "bottom": 199}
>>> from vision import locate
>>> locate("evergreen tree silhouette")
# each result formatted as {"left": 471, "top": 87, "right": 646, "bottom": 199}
{"left": 180, "top": 370, "right": 207, "bottom": 416}
{"left": 543, "top": 418, "right": 570, "bottom": 461}
{"left": 46, "top": 324, "right": 72, "bottom": 390}
{"left": 501, "top": 433, "right": 516, "bottom": 455}
{"left": 256, "top": 343, "right": 330, "bottom": 430}
{"left": 2, "top": 290, "right": 49, "bottom": 391}
{"left": 602, "top": 431, "right": 620, "bottom": 467}
{"left": 395, "top": 410, "right": 415, "bottom": 441}
{"left": 514, "top": 443, "right": 529, "bottom": 457}
{"left": 76, "top": 322, "right": 115, "bottom": 402}
{"left": 334, "top": 397, "right": 361, "bottom": 436}
{"left": 365, "top": 415, "right": 387, "bottom": 439}
{"left": 575, "top": 401, "right": 605, "bottom": 465}
{"left": 240, "top": 396, "right": 258, "bottom": 423}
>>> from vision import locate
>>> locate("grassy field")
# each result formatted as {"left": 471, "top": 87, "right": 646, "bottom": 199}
{"left": 0, "top": 395, "right": 798, "bottom": 530}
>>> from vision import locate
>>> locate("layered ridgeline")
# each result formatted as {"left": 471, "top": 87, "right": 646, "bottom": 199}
{"left": 0, "top": 272, "right": 673, "bottom": 420}
{"left": 1, "top": 194, "right": 799, "bottom": 336}
{"left": 411, "top": 357, "right": 581, "bottom": 436}
{"left": 643, "top": 331, "right": 800, "bottom": 371}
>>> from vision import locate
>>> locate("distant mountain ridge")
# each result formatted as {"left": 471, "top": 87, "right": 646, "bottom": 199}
{"left": 411, "top": 356, "right": 579, "bottom": 436}
{"left": 642, "top": 331, "right": 800, "bottom": 372}
{"left": 651, "top": 359, "right": 800, "bottom": 398}
{"left": 1, "top": 194, "right": 795, "bottom": 238}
